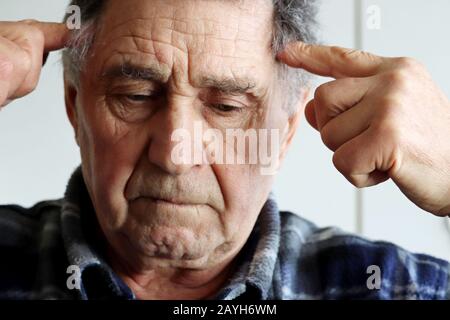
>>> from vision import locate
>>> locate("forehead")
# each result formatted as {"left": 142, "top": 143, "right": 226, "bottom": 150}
{"left": 90, "top": 0, "right": 275, "bottom": 84}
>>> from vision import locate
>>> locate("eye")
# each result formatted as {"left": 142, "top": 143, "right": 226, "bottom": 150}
{"left": 124, "top": 94, "right": 156, "bottom": 103}
{"left": 116, "top": 89, "right": 165, "bottom": 105}
{"left": 211, "top": 103, "right": 243, "bottom": 113}
{"left": 128, "top": 94, "right": 149, "bottom": 101}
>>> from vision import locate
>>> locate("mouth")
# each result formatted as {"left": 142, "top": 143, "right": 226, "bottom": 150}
{"left": 131, "top": 196, "right": 201, "bottom": 209}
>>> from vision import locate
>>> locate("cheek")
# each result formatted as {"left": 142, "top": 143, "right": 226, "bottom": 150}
{"left": 213, "top": 164, "right": 274, "bottom": 237}
{"left": 78, "top": 96, "right": 149, "bottom": 229}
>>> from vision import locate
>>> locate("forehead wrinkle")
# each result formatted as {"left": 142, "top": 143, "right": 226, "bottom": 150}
{"left": 98, "top": 27, "right": 259, "bottom": 71}
{"left": 94, "top": 0, "right": 275, "bottom": 91}
{"left": 94, "top": 0, "right": 274, "bottom": 69}
{"left": 100, "top": 16, "right": 244, "bottom": 45}
{"left": 98, "top": 1, "right": 271, "bottom": 53}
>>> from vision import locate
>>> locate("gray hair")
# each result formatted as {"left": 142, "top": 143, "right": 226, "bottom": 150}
{"left": 62, "top": 0, "right": 318, "bottom": 115}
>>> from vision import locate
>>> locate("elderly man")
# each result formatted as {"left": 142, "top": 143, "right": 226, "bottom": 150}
{"left": 1, "top": 0, "right": 450, "bottom": 300}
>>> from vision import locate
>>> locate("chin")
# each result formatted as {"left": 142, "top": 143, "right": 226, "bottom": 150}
{"left": 117, "top": 224, "right": 225, "bottom": 266}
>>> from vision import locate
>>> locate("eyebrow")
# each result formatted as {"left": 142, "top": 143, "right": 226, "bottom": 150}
{"left": 199, "top": 75, "right": 258, "bottom": 96}
{"left": 100, "top": 62, "right": 170, "bottom": 83}
{"left": 100, "top": 62, "right": 261, "bottom": 97}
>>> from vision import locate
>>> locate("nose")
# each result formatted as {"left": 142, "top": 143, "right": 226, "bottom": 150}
{"left": 147, "top": 98, "right": 201, "bottom": 175}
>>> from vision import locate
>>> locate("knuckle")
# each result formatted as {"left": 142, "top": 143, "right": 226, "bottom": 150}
{"left": 332, "top": 152, "right": 351, "bottom": 177}
{"left": 320, "top": 124, "right": 338, "bottom": 151}
{"left": 382, "top": 58, "right": 426, "bottom": 91}
{"left": 23, "top": 25, "right": 45, "bottom": 47}
{"left": 378, "top": 94, "right": 403, "bottom": 111}
{"left": 395, "top": 57, "right": 423, "bottom": 71}
{"left": 383, "top": 70, "right": 409, "bottom": 91}
{"left": 20, "top": 19, "right": 39, "bottom": 26}
{"left": 321, "top": 133, "right": 333, "bottom": 151}
{"left": 314, "top": 83, "right": 332, "bottom": 105}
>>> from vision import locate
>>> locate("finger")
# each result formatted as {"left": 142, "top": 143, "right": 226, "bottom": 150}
{"left": 278, "top": 41, "right": 386, "bottom": 79}
{"left": 320, "top": 99, "right": 373, "bottom": 151}
{"left": 0, "top": 34, "right": 43, "bottom": 100}
{"left": 23, "top": 21, "right": 70, "bottom": 52}
{"left": 3, "top": 31, "right": 44, "bottom": 99}
{"left": 0, "top": 56, "right": 13, "bottom": 106}
{"left": 313, "top": 77, "right": 371, "bottom": 130}
{"left": 304, "top": 99, "right": 318, "bottom": 130}
{"left": 332, "top": 127, "right": 393, "bottom": 188}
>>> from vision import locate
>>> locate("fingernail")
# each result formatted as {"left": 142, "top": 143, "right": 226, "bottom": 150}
{"left": 276, "top": 49, "right": 287, "bottom": 60}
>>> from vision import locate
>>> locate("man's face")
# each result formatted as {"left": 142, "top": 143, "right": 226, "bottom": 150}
{"left": 66, "top": 0, "right": 298, "bottom": 271}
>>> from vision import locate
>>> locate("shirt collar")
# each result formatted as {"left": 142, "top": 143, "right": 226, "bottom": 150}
{"left": 215, "top": 193, "right": 281, "bottom": 300}
{"left": 61, "top": 166, "right": 134, "bottom": 300}
{"left": 61, "top": 166, "right": 281, "bottom": 300}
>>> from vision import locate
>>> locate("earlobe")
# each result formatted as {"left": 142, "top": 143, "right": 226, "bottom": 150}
{"left": 63, "top": 74, "right": 80, "bottom": 146}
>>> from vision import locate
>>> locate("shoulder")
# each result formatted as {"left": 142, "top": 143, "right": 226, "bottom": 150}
{"left": 278, "top": 211, "right": 450, "bottom": 299}
{"left": 0, "top": 199, "right": 63, "bottom": 247}
{"left": 0, "top": 199, "right": 65, "bottom": 299}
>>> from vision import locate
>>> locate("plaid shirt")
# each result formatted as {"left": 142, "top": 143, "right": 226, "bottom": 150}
{"left": 1, "top": 166, "right": 450, "bottom": 300}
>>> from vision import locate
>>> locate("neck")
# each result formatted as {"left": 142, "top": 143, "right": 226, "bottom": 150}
{"left": 107, "top": 248, "right": 238, "bottom": 300}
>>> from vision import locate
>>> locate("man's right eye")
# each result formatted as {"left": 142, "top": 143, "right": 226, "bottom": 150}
{"left": 115, "top": 91, "right": 165, "bottom": 106}
{"left": 125, "top": 94, "right": 153, "bottom": 102}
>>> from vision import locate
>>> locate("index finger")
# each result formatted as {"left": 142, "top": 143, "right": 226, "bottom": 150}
{"left": 277, "top": 41, "right": 386, "bottom": 79}
{"left": 25, "top": 21, "right": 71, "bottom": 52}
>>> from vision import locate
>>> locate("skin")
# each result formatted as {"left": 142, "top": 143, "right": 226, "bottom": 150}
{"left": 278, "top": 44, "right": 450, "bottom": 216}
{"left": 1, "top": 0, "right": 450, "bottom": 300}
{"left": 64, "top": 0, "right": 299, "bottom": 299}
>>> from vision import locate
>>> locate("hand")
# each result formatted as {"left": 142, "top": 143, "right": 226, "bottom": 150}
{"left": 278, "top": 42, "right": 450, "bottom": 217}
{"left": 0, "top": 20, "right": 69, "bottom": 108}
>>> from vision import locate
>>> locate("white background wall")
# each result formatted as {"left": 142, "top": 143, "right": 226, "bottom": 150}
{"left": 1, "top": 1, "right": 450, "bottom": 260}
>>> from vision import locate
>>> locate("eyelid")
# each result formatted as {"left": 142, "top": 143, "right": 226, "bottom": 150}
{"left": 109, "top": 86, "right": 164, "bottom": 101}
{"left": 214, "top": 101, "right": 245, "bottom": 108}
{"left": 125, "top": 94, "right": 153, "bottom": 100}
{"left": 106, "top": 80, "right": 161, "bottom": 93}
{"left": 205, "top": 94, "right": 248, "bottom": 108}
{"left": 120, "top": 92, "right": 163, "bottom": 103}
{"left": 212, "top": 103, "right": 244, "bottom": 111}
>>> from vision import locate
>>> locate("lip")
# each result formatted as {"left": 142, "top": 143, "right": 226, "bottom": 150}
{"left": 132, "top": 196, "right": 199, "bottom": 208}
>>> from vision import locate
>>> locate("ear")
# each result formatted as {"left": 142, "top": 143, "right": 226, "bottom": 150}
{"left": 63, "top": 73, "right": 80, "bottom": 146}
{"left": 279, "top": 88, "right": 311, "bottom": 163}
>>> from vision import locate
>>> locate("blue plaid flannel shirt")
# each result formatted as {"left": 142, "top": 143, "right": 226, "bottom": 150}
{"left": 1, "top": 166, "right": 450, "bottom": 299}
